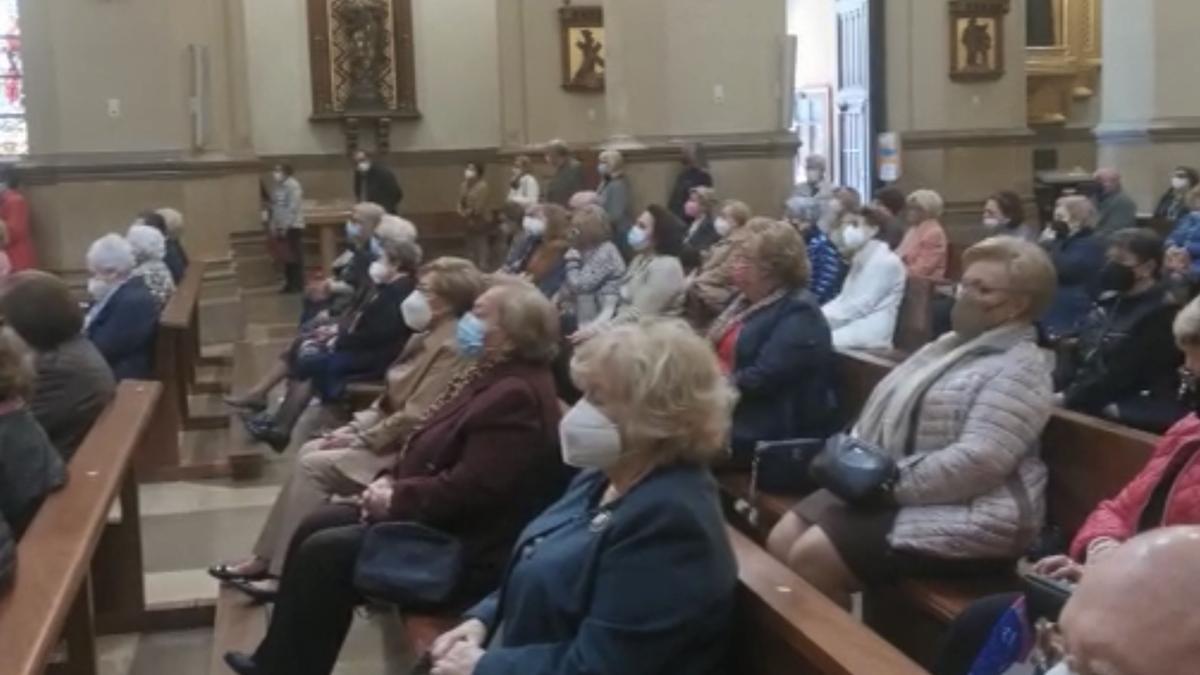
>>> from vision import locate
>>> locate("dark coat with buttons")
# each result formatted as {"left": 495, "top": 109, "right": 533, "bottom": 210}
{"left": 385, "top": 361, "right": 568, "bottom": 601}
{"left": 466, "top": 465, "right": 737, "bottom": 675}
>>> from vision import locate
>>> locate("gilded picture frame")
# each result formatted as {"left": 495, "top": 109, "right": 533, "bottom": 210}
{"left": 949, "top": 0, "right": 1010, "bottom": 82}
{"left": 559, "top": 6, "right": 606, "bottom": 93}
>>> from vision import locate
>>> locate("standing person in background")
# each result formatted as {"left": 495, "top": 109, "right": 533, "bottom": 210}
{"left": 668, "top": 142, "right": 713, "bottom": 221}
{"left": 792, "top": 154, "right": 834, "bottom": 201}
{"left": 155, "top": 208, "right": 190, "bottom": 283}
{"left": 0, "top": 168, "right": 34, "bottom": 272}
{"left": 544, "top": 139, "right": 584, "bottom": 207}
{"left": 1155, "top": 166, "right": 1199, "bottom": 224}
{"left": 897, "top": 189, "right": 949, "bottom": 281}
{"left": 1093, "top": 168, "right": 1138, "bottom": 238}
{"left": 458, "top": 161, "right": 493, "bottom": 270}
{"left": 870, "top": 186, "right": 908, "bottom": 249}
{"left": 596, "top": 149, "right": 633, "bottom": 257}
{"left": 270, "top": 164, "right": 306, "bottom": 294}
{"left": 352, "top": 150, "right": 403, "bottom": 215}
{"left": 506, "top": 155, "right": 540, "bottom": 211}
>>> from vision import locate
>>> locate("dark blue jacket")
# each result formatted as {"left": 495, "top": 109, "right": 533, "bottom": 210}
{"left": 164, "top": 239, "right": 189, "bottom": 284}
{"left": 85, "top": 276, "right": 159, "bottom": 381}
{"left": 1166, "top": 212, "right": 1200, "bottom": 277}
{"left": 1042, "top": 228, "right": 1106, "bottom": 339}
{"left": 333, "top": 275, "right": 415, "bottom": 377}
{"left": 467, "top": 465, "right": 736, "bottom": 675}
{"left": 730, "top": 290, "right": 839, "bottom": 457}
{"left": 804, "top": 227, "right": 847, "bottom": 304}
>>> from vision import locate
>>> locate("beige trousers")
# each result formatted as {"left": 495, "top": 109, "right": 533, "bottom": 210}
{"left": 252, "top": 438, "right": 395, "bottom": 576}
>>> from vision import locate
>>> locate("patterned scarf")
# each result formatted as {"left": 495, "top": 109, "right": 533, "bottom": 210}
{"left": 396, "top": 357, "right": 497, "bottom": 458}
{"left": 705, "top": 288, "right": 788, "bottom": 346}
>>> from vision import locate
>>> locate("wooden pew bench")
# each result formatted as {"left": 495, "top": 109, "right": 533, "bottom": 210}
{"left": 722, "top": 348, "right": 1158, "bottom": 666}
{"left": 0, "top": 381, "right": 161, "bottom": 675}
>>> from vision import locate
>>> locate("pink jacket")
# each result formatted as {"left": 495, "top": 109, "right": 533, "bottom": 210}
{"left": 1070, "top": 415, "right": 1200, "bottom": 560}
{"left": 897, "top": 219, "right": 948, "bottom": 281}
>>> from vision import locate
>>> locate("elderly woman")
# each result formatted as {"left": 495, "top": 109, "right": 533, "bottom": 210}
{"left": 682, "top": 186, "right": 722, "bottom": 264}
{"left": 821, "top": 210, "right": 906, "bottom": 350}
{"left": 897, "top": 189, "right": 949, "bottom": 280}
{"left": 786, "top": 196, "right": 846, "bottom": 304}
{"left": 668, "top": 142, "right": 713, "bottom": 221}
{"left": 223, "top": 279, "right": 567, "bottom": 675}
{"left": 210, "top": 258, "right": 485, "bottom": 592}
{"left": 0, "top": 271, "right": 115, "bottom": 461}
{"left": 935, "top": 294, "right": 1200, "bottom": 675}
{"left": 0, "top": 328, "right": 66, "bottom": 538}
{"left": 428, "top": 318, "right": 737, "bottom": 675}
{"left": 1155, "top": 166, "right": 1200, "bottom": 224}
{"left": 1164, "top": 186, "right": 1200, "bottom": 281}
{"left": 516, "top": 203, "right": 571, "bottom": 297}
{"left": 302, "top": 202, "right": 387, "bottom": 322}
{"left": 597, "top": 149, "right": 634, "bottom": 253}
{"left": 768, "top": 237, "right": 1057, "bottom": 609}
{"left": 870, "top": 187, "right": 909, "bottom": 249}
{"left": 126, "top": 222, "right": 176, "bottom": 307}
{"left": 708, "top": 219, "right": 838, "bottom": 462}
{"left": 83, "top": 234, "right": 160, "bottom": 381}
{"left": 1055, "top": 228, "right": 1183, "bottom": 432}
{"left": 506, "top": 155, "right": 539, "bottom": 210}
{"left": 242, "top": 238, "right": 420, "bottom": 451}
{"left": 981, "top": 190, "right": 1038, "bottom": 242}
{"left": 268, "top": 164, "right": 305, "bottom": 292}
{"left": 557, "top": 204, "right": 626, "bottom": 330}
{"left": 1042, "top": 195, "right": 1106, "bottom": 340}
{"left": 683, "top": 200, "right": 754, "bottom": 329}
{"left": 154, "top": 207, "right": 190, "bottom": 283}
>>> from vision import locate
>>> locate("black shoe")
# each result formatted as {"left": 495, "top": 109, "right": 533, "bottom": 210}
{"left": 223, "top": 651, "right": 260, "bottom": 675}
{"left": 242, "top": 416, "right": 291, "bottom": 454}
{"left": 228, "top": 578, "right": 279, "bottom": 604}
{"left": 223, "top": 395, "right": 267, "bottom": 413}
{"left": 207, "top": 561, "right": 270, "bottom": 583}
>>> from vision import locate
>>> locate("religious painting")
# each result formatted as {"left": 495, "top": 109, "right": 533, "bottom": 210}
{"left": 559, "top": 6, "right": 605, "bottom": 92}
{"left": 306, "top": 0, "right": 419, "bottom": 121}
{"left": 949, "top": 0, "right": 1010, "bottom": 82}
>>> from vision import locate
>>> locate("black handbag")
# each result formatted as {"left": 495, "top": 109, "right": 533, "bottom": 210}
{"left": 1021, "top": 573, "right": 1074, "bottom": 623}
{"left": 809, "top": 434, "right": 899, "bottom": 504}
{"left": 353, "top": 522, "right": 463, "bottom": 607}
{"left": 751, "top": 438, "right": 826, "bottom": 495}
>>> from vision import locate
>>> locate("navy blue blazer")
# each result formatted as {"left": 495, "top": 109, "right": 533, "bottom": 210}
{"left": 730, "top": 290, "right": 839, "bottom": 458}
{"left": 333, "top": 275, "right": 415, "bottom": 377}
{"left": 86, "top": 276, "right": 159, "bottom": 381}
{"left": 1042, "top": 228, "right": 1106, "bottom": 339}
{"left": 466, "top": 465, "right": 737, "bottom": 675}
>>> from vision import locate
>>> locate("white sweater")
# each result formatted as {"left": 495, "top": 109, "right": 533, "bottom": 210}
{"left": 822, "top": 239, "right": 906, "bottom": 350}
{"left": 507, "top": 174, "right": 541, "bottom": 209}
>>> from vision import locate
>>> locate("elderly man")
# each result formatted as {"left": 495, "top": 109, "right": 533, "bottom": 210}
{"left": 1053, "top": 526, "right": 1200, "bottom": 674}
{"left": 83, "top": 234, "right": 160, "bottom": 380}
{"left": 1093, "top": 168, "right": 1139, "bottom": 238}
{"left": 792, "top": 154, "right": 835, "bottom": 201}
{"left": 352, "top": 150, "right": 403, "bottom": 214}
{"left": 544, "top": 139, "right": 584, "bottom": 207}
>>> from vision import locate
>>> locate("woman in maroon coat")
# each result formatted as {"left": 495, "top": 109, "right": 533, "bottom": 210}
{"left": 224, "top": 278, "right": 567, "bottom": 675}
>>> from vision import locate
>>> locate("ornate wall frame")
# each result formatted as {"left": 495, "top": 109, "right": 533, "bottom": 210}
{"left": 306, "top": 0, "right": 420, "bottom": 153}
{"left": 948, "top": 0, "right": 1011, "bottom": 82}
{"left": 1026, "top": 0, "right": 1102, "bottom": 126}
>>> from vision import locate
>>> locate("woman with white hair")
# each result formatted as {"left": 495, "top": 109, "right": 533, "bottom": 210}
{"left": 83, "top": 234, "right": 160, "bottom": 380}
{"left": 427, "top": 319, "right": 738, "bottom": 675}
{"left": 126, "top": 222, "right": 176, "bottom": 307}
{"left": 897, "top": 189, "right": 949, "bottom": 280}
{"left": 154, "top": 207, "right": 190, "bottom": 283}
{"left": 1042, "top": 195, "right": 1107, "bottom": 340}
{"left": 596, "top": 149, "right": 634, "bottom": 257}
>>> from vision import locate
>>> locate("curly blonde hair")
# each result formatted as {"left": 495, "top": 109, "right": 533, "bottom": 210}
{"left": 962, "top": 236, "right": 1058, "bottom": 320}
{"left": 737, "top": 217, "right": 811, "bottom": 289}
{"left": 570, "top": 318, "right": 737, "bottom": 464}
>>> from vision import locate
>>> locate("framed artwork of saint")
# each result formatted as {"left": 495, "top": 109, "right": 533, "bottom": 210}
{"left": 948, "top": 0, "right": 1010, "bottom": 82}
{"left": 559, "top": 6, "right": 605, "bottom": 92}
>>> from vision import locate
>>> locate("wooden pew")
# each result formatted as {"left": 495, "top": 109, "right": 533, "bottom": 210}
{"left": 722, "top": 348, "right": 1158, "bottom": 666}
{"left": 0, "top": 381, "right": 160, "bottom": 675}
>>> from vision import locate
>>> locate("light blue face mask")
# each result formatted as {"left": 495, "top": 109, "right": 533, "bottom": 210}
{"left": 456, "top": 312, "right": 487, "bottom": 359}
{"left": 369, "top": 236, "right": 384, "bottom": 258}
{"left": 627, "top": 225, "right": 649, "bottom": 251}
{"left": 345, "top": 221, "right": 363, "bottom": 240}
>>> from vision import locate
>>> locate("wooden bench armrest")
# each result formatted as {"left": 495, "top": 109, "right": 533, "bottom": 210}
{"left": 159, "top": 260, "right": 207, "bottom": 330}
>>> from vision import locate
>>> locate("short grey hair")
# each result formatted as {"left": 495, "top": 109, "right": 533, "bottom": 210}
{"left": 126, "top": 223, "right": 167, "bottom": 262}
{"left": 489, "top": 276, "right": 560, "bottom": 365}
{"left": 907, "top": 189, "right": 945, "bottom": 219}
{"left": 598, "top": 148, "right": 625, "bottom": 175}
{"left": 568, "top": 190, "right": 602, "bottom": 210}
{"left": 87, "top": 234, "right": 137, "bottom": 275}
{"left": 156, "top": 207, "right": 184, "bottom": 235}
{"left": 1175, "top": 296, "right": 1200, "bottom": 348}
{"left": 352, "top": 202, "right": 386, "bottom": 229}
{"left": 545, "top": 139, "right": 571, "bottom": 158}
{"left": 805, "top": 154, "right": 828, "bottom": 172}
{"left": 785, "top": 196, "right": 821, "bottom": 223}
{"left": 375, "top": 214, "right": 418, "bottom": 245}
{"left": 1058, "top": 195, "right": 1098, "bottom": 229}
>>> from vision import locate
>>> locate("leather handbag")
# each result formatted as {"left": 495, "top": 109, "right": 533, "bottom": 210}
{"left": 750, "top": 438, "right": 826, "bottom": 495}
{"left": 809, "top": 434, "right": 899, "bottom": 505}
{"left": 353, "top": 522, "right": 463, "bottom": 607}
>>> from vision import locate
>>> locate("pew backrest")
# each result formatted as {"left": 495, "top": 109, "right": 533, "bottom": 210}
{"left": 0, "top": 381, "right": 160, "bottom": 675}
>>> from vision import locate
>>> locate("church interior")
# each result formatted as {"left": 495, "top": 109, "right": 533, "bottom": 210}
{"left": 3, "top": 1, "right": 1200, "bottom": 674}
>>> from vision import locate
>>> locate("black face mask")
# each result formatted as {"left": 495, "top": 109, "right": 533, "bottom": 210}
{"left": 1052, "top": 220, "right": 1070, "bottom": 237}
{"left": 1180, "top": 371, "right": 1200, "bottom": 416}
{"left": 1098, "top": 261, "right": 1137, "bottom": 294}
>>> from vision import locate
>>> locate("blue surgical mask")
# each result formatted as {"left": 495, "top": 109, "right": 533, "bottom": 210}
{"left": 456, "top": 313, "right": 487, "bottom": 359}
{"left": 627, "top": 226, "right": 649, "bottom": 251}
{"left": 369, "top": 236, "right": 383, "bottom": 258}
{"left": 346, "top": 221, "right": 363, "bottom": 240}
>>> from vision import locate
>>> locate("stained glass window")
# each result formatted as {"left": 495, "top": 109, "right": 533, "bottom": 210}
{"left": 0, "top": 0, "right": 25, "bottom": 156}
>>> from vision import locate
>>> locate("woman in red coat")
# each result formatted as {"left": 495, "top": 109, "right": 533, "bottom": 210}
{"left": 0, "top": 170, "right": 35, "bottom": 271}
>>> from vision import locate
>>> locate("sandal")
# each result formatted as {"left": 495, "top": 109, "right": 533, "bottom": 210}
{"left": 207, "top": 560, "right": 271, "bottom": 582}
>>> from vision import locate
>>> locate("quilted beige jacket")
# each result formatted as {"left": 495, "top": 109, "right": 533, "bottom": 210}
{"left": 888, "top": 340, "right": 1053, "bottom": 560}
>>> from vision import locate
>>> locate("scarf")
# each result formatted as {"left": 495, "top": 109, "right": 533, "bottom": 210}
{"left": 705, "top": 288, "right": 788, "bottom": 346}
{"left": 854, "top": 322, "right": 1035, "bottom": 458}
{"left": 395, "top": 358, "right": 496, "bottom": 458}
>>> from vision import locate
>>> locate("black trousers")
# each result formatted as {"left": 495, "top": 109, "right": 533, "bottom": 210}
{"left": 252, "top": 504, "right": 366, "bottom": 675}
{"left": 284, "top": 228, "right": 306, "bottom": 291}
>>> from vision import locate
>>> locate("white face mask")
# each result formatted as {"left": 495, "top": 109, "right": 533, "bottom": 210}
{"left": 272, "top": 171, "right": 285, "bottom": 183}
{"left": 400, "top": 290, "right": 433, "bottom": 331}
{"left": 1044, "top": 662, "right": 1079, "bottom": 675}
{"left": 356, "top": 161, "right": 370, "bottom": 173}
{"left": 523, "top": 216, "right": 546, "bottom": 236}
{"left": 368, "top": 261, "right": 395, "bottom": 285}
{"left": 806, "top": 169, "right": 823, "bottom": 184}
{"left": 839, "top": 224, "right": 870, "bottom": 253}
{"left": 714, "top": 217, "right": 734, "bottom": 238}
{"left": 559, "top": 398, "right": 624, "bottom": 470}
{"left": 464, "top": 168, "right": 477, "bottom": 181}
{"left": 87, "top": 276, "right": 117, "bottom": 302}
{"left": 982, "top": 216, "right": 1005, "bottom": 230}
{"left": 1172, "top": 176, "right": 1190, "bottom": 191}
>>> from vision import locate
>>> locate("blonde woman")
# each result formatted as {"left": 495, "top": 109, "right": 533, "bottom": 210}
{"left": 558, "top": 204, "right": 626, "bottom": 329}
{"left": 897, "top": 188, "right": 949, "bottom": 280}
{"left": 683, "top": 200, "right": 752, "bottom": 329}
{"left": 429, "top": 319, "right": 738, "bottom": 675}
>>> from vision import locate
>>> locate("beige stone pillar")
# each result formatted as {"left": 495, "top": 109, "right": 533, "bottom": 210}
{"left": 1095, "top": 0, "right": 1200, "bottom": 211}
